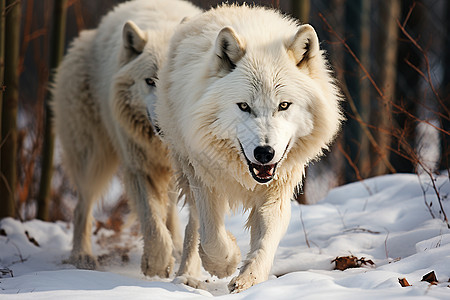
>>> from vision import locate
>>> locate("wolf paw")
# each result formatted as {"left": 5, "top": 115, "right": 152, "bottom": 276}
{"left": 228, "top": 273, "right": 258, "bottom": 294}
{"left": 141, "top": 250, "right": 175, "bottom": 278}
{"left": 65, "top": 253, "right": 98, "bottom": 270}
{"left": 199, "top": 231, "right": 241, "bottom": 278}
{"left": 173, "top": 275, "right": 205, "bottom": 290}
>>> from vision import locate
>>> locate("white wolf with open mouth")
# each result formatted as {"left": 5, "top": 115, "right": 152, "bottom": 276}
{"left": 155, "top": 4, "right": 343, "bottom": 293}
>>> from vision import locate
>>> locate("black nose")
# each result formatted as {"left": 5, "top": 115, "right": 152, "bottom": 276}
{"left": 254, "top": 146, "right": 275, "bottom": 164}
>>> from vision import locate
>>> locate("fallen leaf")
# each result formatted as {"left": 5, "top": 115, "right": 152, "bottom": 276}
{"left": 421, "top": 271, "right": 438, "bottom": 285}
{"left": 359, "top": 257, "right": 375, "bottom": 266}
{"left": 333, "top": 256, "right": 359, "bottom": 270}
{"left": 332, "top": 255, "right": 375, "bottom": 271}
{"left": 398, "top": 278, "right": 411, "bottom": 287}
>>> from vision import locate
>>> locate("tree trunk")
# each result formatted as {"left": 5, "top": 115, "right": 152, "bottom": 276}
{"left": 440, "top": 1, "right": 450, "bottom": 172}
{"left": 358, "top": 0, "right": 371, "bottom": 178}
{"left": 343, "top": 0, "right": 371, "bottom": 182}
{"left": 0, "top": 0, "right": 21, "bottom": 219}
{"left": 328, "top": 0, "right": 346, "bottom": 187}
{"left": 292, "top": 0, "right": 310, "bottom": 23}
{"left": 37, "top": 0, "right": 68, "bottom": 221}
{"left": 291, "top": 0, "right": 310, "bottom": 203}
{"left": 0, "top": 0, "right": 4, "bottom": 212}
{"left": 372, "top": 0, "right": 400, "bottom": 176}
{"left": 391, "top": 0, "right": 422, "bottom": 173}
{"left": 0, "top": 0, "right": 4, "bottom": 134}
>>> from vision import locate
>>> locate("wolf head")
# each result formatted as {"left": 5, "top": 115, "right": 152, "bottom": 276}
{"left": 112, "top": 21, "right": 170, "bottom": 139}
{"left": 120, "top": 20, "right": 161, "bottom": 98}
{"left": 205, "top": 24, "right": 339, "bottom": 184}
{"left": 156, "top": 6, "right": 342, "bottom": 188}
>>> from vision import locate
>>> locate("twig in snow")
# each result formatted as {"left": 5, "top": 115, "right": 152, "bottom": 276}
{"left": 343, "top": 227, "right": 381, "bottom": 234}
{"left": 384, "top": 227, "right": 390, "bottom": 259}
{"left": 335, "top": 207, "right": 347, "bottom": 229}
{"left": 417, "top": 174, "right": 435, "bottom": 219}
{"left": 0, "top": 267, "right": 13, "bottom": 278}
{"left": 299, "top": 207, "right": 310, "bottom": 248}
{"left": 6, "top": 239, "right": 28, "bottom": 264}
{"left": 416, "top": 166, "right": 449, "bottom": 229}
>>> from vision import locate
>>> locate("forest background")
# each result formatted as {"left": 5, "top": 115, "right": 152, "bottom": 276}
{"left": 0, "top": 0, "right": 448, "bottom": 223}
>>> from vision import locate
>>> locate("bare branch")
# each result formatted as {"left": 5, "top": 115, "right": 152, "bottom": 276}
{"left": 299, "top": 206, "right": 310, "bottom": 248}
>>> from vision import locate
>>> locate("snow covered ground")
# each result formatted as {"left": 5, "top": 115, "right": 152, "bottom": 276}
{"left": 1, "top": 173, "right": 449, "bottom": 299}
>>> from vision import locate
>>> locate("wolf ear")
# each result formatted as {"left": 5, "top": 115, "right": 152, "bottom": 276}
{"left": 122, "top": 21, "right": 148, "bottom": 55}
{"left": 214, "top": 27, "right": 246, "bottom": 74}
{"left": 286, "top": 24, "right": 319, "bottom": 67}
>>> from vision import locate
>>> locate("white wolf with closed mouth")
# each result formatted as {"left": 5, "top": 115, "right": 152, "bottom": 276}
{"left": 52, "top": 0, "right": 200, "bottom": 278}
{"left": 154, "top": 4, "right": 343, "bottom": 293}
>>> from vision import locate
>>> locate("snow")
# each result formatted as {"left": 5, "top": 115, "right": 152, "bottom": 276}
{"left": 1, "top": 173, "right": 449, "bottom": 299}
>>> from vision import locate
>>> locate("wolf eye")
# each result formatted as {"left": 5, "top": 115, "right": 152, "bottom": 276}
{"left": 237, "top": 102, "right": 251, "bottom": 113}
{"left": 278, "top": 102, "right": 291, "bottom": 111}
{"left": 145, "top": 78, "right": 156, "bottom": 87}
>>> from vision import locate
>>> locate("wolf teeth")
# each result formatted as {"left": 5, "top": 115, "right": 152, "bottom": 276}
{"left": 253, "top": 167, "right": 260, "bottom": 175}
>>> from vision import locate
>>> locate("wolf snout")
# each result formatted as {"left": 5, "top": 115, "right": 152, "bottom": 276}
{"left": 254, "top": 145, "right": 275, "bottom": 164}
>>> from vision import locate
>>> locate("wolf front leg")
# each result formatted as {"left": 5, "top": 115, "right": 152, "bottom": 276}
{"left": 228, "top": 195, "right": 291, "bottom": 293}
{"left": 166, "top": 179, "right": 183, "bottom": 261}
{"left": 70, "top": 190, "right": 98, "bottom": 270}
{"left": 188, "top": 176, "right": 241, "bottom": 279}
{"left": 124, "top": 168, "right": 175, "bottom": 278}
{"left": 68, "top": 148, "right": 118, "bottom": 270}
{"left": 174, "top": 189, "right": 204, "bottom": 289}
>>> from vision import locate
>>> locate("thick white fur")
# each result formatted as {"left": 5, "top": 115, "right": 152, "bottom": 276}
{"left": 52, "top": 0, "right": 200, "bottom": 278}
{"left": 156, "top": 5, "right": 343, "bottom": 292}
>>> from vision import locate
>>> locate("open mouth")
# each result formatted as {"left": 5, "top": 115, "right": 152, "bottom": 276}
{"left": 239, "top": 142, "right": 278, "bottom": 184}
{"left": 248, "top": 161, "right": 277, "bottom": 183}
{"left": 239, "top": 140, "right": 291, "bottom": 184}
